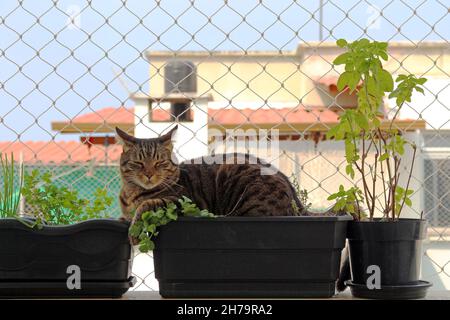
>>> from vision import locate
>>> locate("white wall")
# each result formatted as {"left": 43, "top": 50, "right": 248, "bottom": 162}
{"left": 133, "top": 97, "right": 210, "bottom": 163}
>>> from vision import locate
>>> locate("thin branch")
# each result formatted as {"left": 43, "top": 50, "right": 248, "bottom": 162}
{"left": 378, "top": 138, "right": 388, "bottom": 216}
{"left": 361, "top": 135, "right": 374, "bottom": 216}
{"left": 398, "top": 146, "right": 417, "bottom": 217}
{"left": 372, "top": 151, "right": 378, "bottom": 218}
{"left": 391, "top": 156, "right": 402, "bottom": 220}
{"left": 378, "top": 128, "right": 395, "bottom": 219}
{"left": 355, "top": 161, "right": 374, "bottom": 215}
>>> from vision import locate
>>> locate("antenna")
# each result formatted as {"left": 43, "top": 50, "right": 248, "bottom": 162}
{"left": 111, "top": 67, "right": 132, "bottom": 95}
{"left": 319, "top": 0, "right": 323, "bottom": 41}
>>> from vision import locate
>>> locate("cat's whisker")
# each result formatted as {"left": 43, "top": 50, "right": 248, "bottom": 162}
{"left": 159, "top": 179, "right": 179, "bottom": 194}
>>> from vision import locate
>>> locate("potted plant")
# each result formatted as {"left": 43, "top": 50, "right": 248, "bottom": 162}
{"left": 132, "top": 193, "right": 352, "bottom": 298}
{"left": 327, "top": 39, "right": 431, "bottom": 299}
{"left": 0, "top": 154, "right": 134, "bottom": 298}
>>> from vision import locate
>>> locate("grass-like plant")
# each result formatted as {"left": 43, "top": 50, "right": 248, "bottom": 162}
{"left": 327, "top": 39, "right": 427, "bottom": 221}
{"left": 0, "top": 153, "right": 23, "bottom": 218}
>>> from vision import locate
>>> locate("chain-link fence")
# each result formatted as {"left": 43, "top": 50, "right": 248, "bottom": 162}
{"left": 1, "top": 0, "right": 449, "bottom": 292}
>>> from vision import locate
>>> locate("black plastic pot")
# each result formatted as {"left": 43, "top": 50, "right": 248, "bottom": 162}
{"left": 0, "top": 218, "right": 134, "bottom": 298}
{"left": 154, "top": 215, "right": 352, "bottom": 298}
{"left": 346, "top": 219, "right": 431, "bottom": 299}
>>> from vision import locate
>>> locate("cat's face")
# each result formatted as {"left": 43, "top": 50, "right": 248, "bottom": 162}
{"left": 116, "top": 127, "right": 179, "bottom": 190}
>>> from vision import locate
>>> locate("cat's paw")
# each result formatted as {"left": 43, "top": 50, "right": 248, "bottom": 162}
{"left": 118, "top": 215, "right": 132, "bottom": 223}
{"left": 129, "top": 234, "right": 140, "bottom": 246}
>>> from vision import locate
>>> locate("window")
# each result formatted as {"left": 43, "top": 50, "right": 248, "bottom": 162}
{"left": 149, "top": 99, "right": 194, "bottom": 122}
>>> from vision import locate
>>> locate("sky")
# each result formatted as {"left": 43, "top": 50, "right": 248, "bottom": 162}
{"left": 0, "top": 0, "right": 449, "bottom": 141}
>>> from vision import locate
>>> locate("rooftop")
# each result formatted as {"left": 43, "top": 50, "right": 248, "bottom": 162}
{"left": 51, "top": 105, "right": 426, "bottom": 134}
{"left": 0, "top": 140, "right": 121, "bottom": 164}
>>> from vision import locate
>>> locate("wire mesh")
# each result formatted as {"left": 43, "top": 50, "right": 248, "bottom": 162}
{"left": 0, "top": 0, "right": 449, "bottom": 292}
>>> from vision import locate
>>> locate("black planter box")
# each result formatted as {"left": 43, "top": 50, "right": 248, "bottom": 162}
{"left": 154, "top": 216, "right": 352, "bottom": 298}
{"left": 0, "top": 218, "right": 134, "bottom": 298}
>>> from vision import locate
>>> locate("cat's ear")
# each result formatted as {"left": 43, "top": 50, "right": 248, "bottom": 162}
{"left": 115, "top": 127, "right": 137, "bottom": 151}
{"left": 159, "top": 125, "right": 177, "bottom": 152}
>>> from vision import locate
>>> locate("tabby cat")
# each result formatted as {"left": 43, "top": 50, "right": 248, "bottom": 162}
{"left": 116, "top": 126, "right": 350, "bottom": 290}
{"left": 116, "top": 126, "right": 304, "bottom": 223}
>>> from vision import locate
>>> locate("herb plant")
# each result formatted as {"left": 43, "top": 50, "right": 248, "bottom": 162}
{"left": 290, "top": 174, "right": 312, "bottom": 215}
{"left": 130, "top": 196, "right": 215, "bottom": 253}
{"left": 0, "top": 153, "right": 23, "bottom": 218}
{"left": 22, "top": 169, "right": 113, "bottom": 225}
{"left": 327, "top": 39, "right": 427, "bottom": 221}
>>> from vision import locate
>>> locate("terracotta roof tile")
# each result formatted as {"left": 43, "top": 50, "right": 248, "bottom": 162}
{"left": 67, "top": 106, "right": 339, "bottom": 126}
{"left": 208, "top": 107, "right": 339, "bottom": 125}
{"left": 0, "top": 141, "right": 121, "bottom": 164}
{"left": 72, "top": 106, "right": 134, "bottom": 123}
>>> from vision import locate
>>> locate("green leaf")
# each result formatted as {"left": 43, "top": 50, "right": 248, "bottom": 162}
{"left": 345, "top": 139, "right": 357, "bottom": 163}
{"left": 379, "top": 69, "right": 394, "bottom": 92}
{"left": 354, "top": 113, "right": 369, "bottom": 130}
{"left": 327, "top": 193, "right": 339, "bottom": 201}
{"left": 166, "top": 209, "right": 178, "bottom": 221}
{"left": 348, "top": 72, "right": 360, "bottom": 92}
{"left": 379, "top": 153, "right": 389, "bottom": 161}
{"left": 345, "top": 63, "right": 354, "bottom": 72}
{"left": 333, "top": 52, "right": 350, "bottom": 65}
{"left": 129, "top": 223, "right": 142, "bottom": 237}
{"left": 146, "top": 224, "right": 156, "bottom": 233}
{"left": 139, "top": 238, "right": 155, "bottom": 253}
{"left": 336, "top": 39, "right": 348, "bottom": 48}
{"left": 142, "top": 211, "right": 151, "bottom": 221}
{"left": 417, "top": 77, "right": 427, "bottom": 85}
{"left": 415, "top": 87, "right": 424, "bottom": 94}
{"left": 358, "top": 38, "right": 370, "bottom": 46}
{"left": 379, "top": 51, "right": 388, "bottom": 61}
{"left": 200, "top": 210, "right": 216, "bottom": 218}
{"left": 345, "top": 164, "right": 355, "bottom": 179}
{"left": 373, "top": 117, "right": 381, "bottom": 128}
{"left": 337, "top": 72, "right": 360, "bottom": 92}
{"left": 405, "top": 197, "right": 412, "bottom": 207}
{"left": 337, "top": 71, "right": 352, "bottom": 91}
{"left": 326, "top": 125, "right": 340, "bottom": 140}
{"left": 376, "top": 42, "right": 388, "bottom": 50}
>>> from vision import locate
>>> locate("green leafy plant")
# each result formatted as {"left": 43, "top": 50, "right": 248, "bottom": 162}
{"left": 327, "top": 39, "right": 427, "bottom": 221}
{"left": 328, "top": 185, "right": 364, "bottom": 215}
{"left": 0, "top": 153, "right": 23, "bottom": 218}
{"left": 130, "top": 196, "right": 215, "bottom": 253}
{"left": 22, "top": 169, "right": 113, "bottom": 225}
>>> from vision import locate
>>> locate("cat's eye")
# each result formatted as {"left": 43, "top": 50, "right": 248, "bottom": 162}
{"left": 127, "top": 161, "right": 143, "bottom": 170}
{"left": 155, "top": 161, "right": 168, "bottom": 169}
